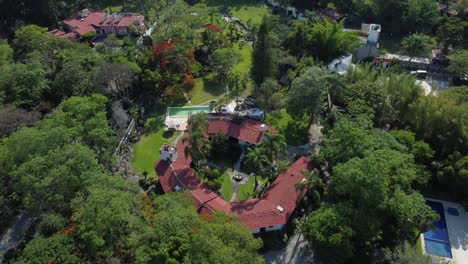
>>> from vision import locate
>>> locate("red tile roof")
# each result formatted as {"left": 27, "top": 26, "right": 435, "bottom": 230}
{"left": 207, "top": 115, "right": 270, "bottom": 145}
{"left": 155, "top": 118, "right": 314, "bottom": 230}
{"left": 63, "top": 10, "right": 144, "bottom": 36}
{"left": 49, "top": 29, "right": 79, "bottom": 40}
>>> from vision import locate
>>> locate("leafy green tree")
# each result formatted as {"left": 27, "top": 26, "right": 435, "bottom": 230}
{"left": 324, "top": 148, "right": 437, "bottom": 260}
{"left": 38, "top": 212, "right": 68, "bottom": 236}
{"left": 390, "top": 130, "right": 434, "bottom": 164}
{"left": 12, "top": 144, "right": 100, "bottom": 212}
{"left": 188, "top": 113, "right": 209, "bottom": 133}
{"left": 12, "top": 25, "right": 49, "bottom": 60}
{"left": 436, "top": 152, "right": 468, "bottom": 203}
{"left": 212, "top": 47, "right": 241, "bottom": 80}
{"left": 437, "top": 17, "right": 468, "bottom": 51}
{"left": 243, "top": 147, "right": 269, "bottom": 189}
{"left": 408, "top": 89, "right": 467, "bottom": 155}
{"left": 303, "top": 205, "right": 354, "bottom": 261}
{"left": 385, "top": 241, "right": 433, "bottom": 264}
{"left": 402, "top": 0, "right": 439, "bottom": 34}
{"left": 0, "top": 40, "right": 13, "bottom": 66}
{"left": 133, "top": 193, "right": 263, "bottom": 263}
{"left": 14, "top": 234, "right": 80, "bottom": 264}
{"left": 0, "top": 62, "right": 49, "bottom": 107}
{"left": 187, "top": 214, "right": 264, "bottom": 264}
{"left": 284, "top": 20, "right": 313, "bottom": 58}
{"left": 285, "top": 66, "right": 331, "bottom": 120}
{"left": 52, "top": 61, "right": 96, "bottom": 101}
{"left": 72, "top": 177, "right": 139, "bottom": 259}
{"left": 296, "top": 168, "right": 322, "bottom": 192}
{"left": 447, "top": 49, "right": 468, "bottom": 78}
{"left": 253, "top": 78, "right": 282, "bottom": 110}
{"left": 251, "top": 16, "right": 276, "bottom": 85}
{"left": 285, "top": 19, "right": 359, "bottom": 62}
{"left": 43, "top": 94, "right": 114, "bottom": 155}
{"left": 401, "top": 33, "right": 436, "bottom": 65}
{"left": 262, "top": 131, "right": 287, "bottom": 164}
{"left": 308, "top": 19, "right": 359, "bottom": 62}
{"left": 141, "top": 69, "right": 163, "bottom": 97}
{"left": 184, "top": 114, "right": 211, "bottom": 168}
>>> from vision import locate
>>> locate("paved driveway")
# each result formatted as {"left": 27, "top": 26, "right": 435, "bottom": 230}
{"left": 262, "top": 232, "right": 319, "bottom": 264}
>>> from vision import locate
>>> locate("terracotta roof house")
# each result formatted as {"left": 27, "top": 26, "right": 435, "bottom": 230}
{"left": 155, "top": 115, "right": 314, "bottom": 233}
{"left": 49, "top": 9, "right": 145, "bottom": 40}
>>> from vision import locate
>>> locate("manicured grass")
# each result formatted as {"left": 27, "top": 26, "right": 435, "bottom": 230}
{"left": 232, "top": 43, "right": 254, "bottom": 97}
{"left": 131, "top": 117, "right": 181, "bottom": 177}
{"left": 233, "top": 43, "right": 252, "bottom": 75}
{"left": 208, "top": 0, "right": 270, "bottom": 26}
{"left": 220, "top": 174, "right": 233, "bottom": 200}
{"left": 415, "top": 235, "right": 423, "bottom": 256}
{"left": 236, "top": 176, "right": 266, "bottom": 201}
{"left": 236, "top": 177, "right": 255, "bottom": 201}
{"left": 188, "top": 79, "right": 225, "bottom": 105}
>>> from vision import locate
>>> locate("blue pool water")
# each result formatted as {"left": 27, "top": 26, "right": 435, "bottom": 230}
{"left": 424, "top": 200, "right": 452, "bottom": 258}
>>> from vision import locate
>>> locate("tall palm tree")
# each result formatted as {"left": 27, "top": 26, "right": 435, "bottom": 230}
{"left": 295, "top": 168, "right": 322, "bottom": 191}
{"left": 261, "top": 131, "right": 287, "bottom": 164}
{"left": 184, "top": 114, "right": 210, "bottom": 168}
{"left": 187, "top": 113, "right": 209, "bottom": 133}
{"left": 243, "top": 147, "right": 268, "bottom": 190}
{"left": 183, "top": 129, "right": 211, "bottom": 169}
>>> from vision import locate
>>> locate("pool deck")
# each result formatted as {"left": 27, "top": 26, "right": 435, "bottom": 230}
{"left": 164, "top": 107, "right": 211, "bottom": 131}
{"left": 422, "top": 198, "right": 468, "bottom": 264}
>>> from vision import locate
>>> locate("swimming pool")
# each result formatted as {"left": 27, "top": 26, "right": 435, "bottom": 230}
{"left": 167, "top": 106, "right": 211, "bottom": 117}
{"left": 424, "top": 200, "right": 452, "bottom": 258}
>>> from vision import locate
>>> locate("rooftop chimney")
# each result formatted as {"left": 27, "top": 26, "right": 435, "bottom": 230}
{"left": 276, "top": 205, "right": 284, "bottom": 213}
{"left": 260, "top": 124, "right": 266, "bottom": 132}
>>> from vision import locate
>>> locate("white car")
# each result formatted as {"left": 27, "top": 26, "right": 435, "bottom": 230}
{"left": 410, "top": 70, "right": 428, "bottom": 79}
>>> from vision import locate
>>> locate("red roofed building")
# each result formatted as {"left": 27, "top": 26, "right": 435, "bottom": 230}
{"left": 207, "top": 114, "right": 271, "bottom": 145}
{"left": 155, "top": 116, "right": 314, "bottom": 233}
{"left": 49, "top": 9, "right": 145, "bottom": 40}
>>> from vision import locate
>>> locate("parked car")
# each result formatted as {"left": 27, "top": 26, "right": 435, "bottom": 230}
{"left": 410, "top": 70, "right": 428, "bottom": 79}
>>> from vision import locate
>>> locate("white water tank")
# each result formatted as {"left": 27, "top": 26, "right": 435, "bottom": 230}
{"left": 160, "top": 144, "right": 177, "bottom": 162}
{"left": 368, "top": 24, "right": 381, "bottom": 44}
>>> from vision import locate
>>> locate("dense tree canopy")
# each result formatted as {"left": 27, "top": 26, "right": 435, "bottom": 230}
{"left": 285, "top": 19, "right": 359, "bottom": 62}
{"left": 285, "top": 66, "right": 332, "bottom": 119}
{"left": 306, "top": 115, "right": 437, "bottom": 262}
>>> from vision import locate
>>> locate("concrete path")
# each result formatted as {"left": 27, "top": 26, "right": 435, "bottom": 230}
{"left": 263, "top": 232, "right": 319, "bottom": 264}
{"left": 230, "top": 184, "right": 238, "bottom": 202}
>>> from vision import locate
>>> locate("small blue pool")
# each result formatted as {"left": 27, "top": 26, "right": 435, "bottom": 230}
{"left": 424, "top": 200, "right": 452, "bottom": 258}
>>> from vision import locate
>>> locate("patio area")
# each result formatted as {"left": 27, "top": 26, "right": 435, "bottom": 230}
{"left": 422, "top": 198, "right": 468, "bottom": 264}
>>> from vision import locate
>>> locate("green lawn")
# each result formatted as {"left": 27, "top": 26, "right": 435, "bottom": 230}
{"left": 188, "top": 43, "right": 253, "bottom": 105}
{"left": 208, "top": 0, "right": 270, "bottom": 26}
{"left": 236, "top": 177, "right": 255, "bottom": 201}
{"left": 188, "top": 79, "right": 225, "bottom": 105}
{"left": 220, "top": 174, "right": 233, "bottom": 200}
{"left": 415, "top": 235, "right": 423, "bottom": 256}
{"left": 131, "top": 117, "right": 181, "bottom": 177}
{"left": 233, "top": 43, "right": 252, "bottom": 75}
{"left": 236, "top": 176, "right": 267, "bottom": 201}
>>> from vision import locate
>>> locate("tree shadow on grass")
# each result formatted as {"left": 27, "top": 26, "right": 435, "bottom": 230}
{"left": 162, "top": 131, "right": 175, "bottom": 139}
{"left": 204, "top": 80, "right": 225, "bottom": 97}
{"left": 144, "top": 116, "right": 164, "bottom": 135}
